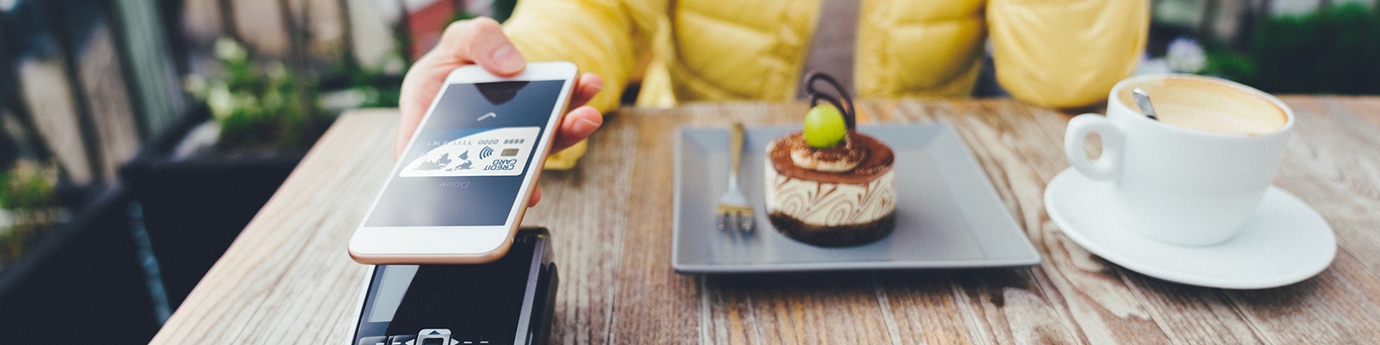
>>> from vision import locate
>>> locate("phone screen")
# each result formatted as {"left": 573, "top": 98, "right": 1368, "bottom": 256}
{"left": 352, "top": 235, "right": 540, "bottom": 344}
{"left": 364, "top": 80, "right": 565, "bottom": 227}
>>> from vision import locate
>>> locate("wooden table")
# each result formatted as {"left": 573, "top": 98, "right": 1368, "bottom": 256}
{"left": 151, "top": 97, "right": 1380, "bottom": 344}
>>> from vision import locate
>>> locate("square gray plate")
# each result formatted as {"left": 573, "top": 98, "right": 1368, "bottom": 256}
{"left": 672, "top": 124, "right": 1041, "bottom": 274}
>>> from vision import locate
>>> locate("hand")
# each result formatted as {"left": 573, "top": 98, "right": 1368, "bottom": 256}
{"left": 398, "top": 17, "right": 604, "bottom": 207}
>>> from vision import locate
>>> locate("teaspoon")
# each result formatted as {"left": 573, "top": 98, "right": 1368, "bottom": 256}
{"left": 1132, "top": 88, "right": 1159, "bottom": 121}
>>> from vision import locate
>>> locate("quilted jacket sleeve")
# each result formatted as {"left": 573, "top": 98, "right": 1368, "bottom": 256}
{"left": 503, "top": 0, "right": 666, "bottom": 113}
{"left": 987, "top": 0, "right": 1149, "bottom": 109}
{"left": 502, "top": 0, "right": 665, "bottom": 168}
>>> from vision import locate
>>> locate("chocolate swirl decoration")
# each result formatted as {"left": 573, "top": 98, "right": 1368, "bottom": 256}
{"left": 768, "top": 168, "right": 896, "bottom": 227}
{"left": 765, "top": 137, "right": 898, "bottom": 228}
{"left": 804, "top": 71, "right": 856, "bottom": 130}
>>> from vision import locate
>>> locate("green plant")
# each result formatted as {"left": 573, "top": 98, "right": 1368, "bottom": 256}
{"left": 189, "top": 38, "right": 331, "bottom": 153}
{"left": 1204, "top": 3, "right": 1380, "bottom": 94}
{"left": 0, "top": 161, "right": 61, "bottom": 266}
{"left": 347, "top": 67, "right": 403, "bottom": 109}
{"left": 313, "top": 57, "right": 403, "bottom": 114}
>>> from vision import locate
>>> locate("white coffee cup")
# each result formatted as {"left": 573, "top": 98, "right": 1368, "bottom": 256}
{"left": 1064, "top": 74, "right": 1294, "bottom": 246}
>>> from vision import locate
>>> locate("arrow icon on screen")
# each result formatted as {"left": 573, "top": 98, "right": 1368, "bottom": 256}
{"left": 477, "top": 112, "right": 497, "bottom": 121}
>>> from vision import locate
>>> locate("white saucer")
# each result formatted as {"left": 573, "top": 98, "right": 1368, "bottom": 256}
{"left": 1044, "top": 168, "right": 1336, "bottom": 289}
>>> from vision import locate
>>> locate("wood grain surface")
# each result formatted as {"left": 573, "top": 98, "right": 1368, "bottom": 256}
{"left": 150, "top": 97, "right": 1380, "bottom": 344}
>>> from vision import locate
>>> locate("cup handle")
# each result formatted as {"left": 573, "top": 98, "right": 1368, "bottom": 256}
{"left": 1064, "top": 114, "right": 1124, "bottom": 180}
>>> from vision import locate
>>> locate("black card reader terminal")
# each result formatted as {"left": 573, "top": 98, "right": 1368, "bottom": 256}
{"left": 347, "top": 228, "right": 558, "bottom": 345}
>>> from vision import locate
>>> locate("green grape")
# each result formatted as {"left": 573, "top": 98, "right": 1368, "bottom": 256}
{"left": 804, "top": 104, "right": 847, "bottom": 148}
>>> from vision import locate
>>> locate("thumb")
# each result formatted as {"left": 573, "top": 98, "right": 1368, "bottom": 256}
{"left": 437, "top": 17, "right": 526, "bottom": 76}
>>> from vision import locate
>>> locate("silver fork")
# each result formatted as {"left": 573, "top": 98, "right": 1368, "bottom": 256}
{"left": 717, "top": 122, "right": 754, "bottom": 232}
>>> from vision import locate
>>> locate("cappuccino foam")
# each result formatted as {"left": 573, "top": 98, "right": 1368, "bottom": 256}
{"left": 1118, "top": 77, "right": 1286, "bottom": 135}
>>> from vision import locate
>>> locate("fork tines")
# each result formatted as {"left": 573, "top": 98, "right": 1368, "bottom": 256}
{"left": 717, "top": 204, "right": 755, "bottom": 232}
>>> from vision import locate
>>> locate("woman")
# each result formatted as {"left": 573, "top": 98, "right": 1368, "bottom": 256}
{"left": 399, "top": 0, "right": 1149, "bottom": 171}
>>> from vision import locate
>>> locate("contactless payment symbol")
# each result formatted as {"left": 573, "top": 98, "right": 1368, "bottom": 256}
{"left": 401, "top": 127, "right": 540, "bottom": 177}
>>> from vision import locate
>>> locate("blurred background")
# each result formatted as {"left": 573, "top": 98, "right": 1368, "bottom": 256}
{"left": 0, "top": 0, "right": 1375, "bottom": 343}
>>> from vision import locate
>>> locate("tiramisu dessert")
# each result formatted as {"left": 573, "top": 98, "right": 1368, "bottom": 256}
{"left": 765, "top": 72, "right": 897, "bottom": 247}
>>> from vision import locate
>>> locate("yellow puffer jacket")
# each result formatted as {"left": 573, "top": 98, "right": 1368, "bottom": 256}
{"left": 505, "top": 0, "right": 1149, "bottom": 168}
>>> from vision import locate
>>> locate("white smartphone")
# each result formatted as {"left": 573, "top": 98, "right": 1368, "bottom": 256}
{"left": 349, "top": 62, "right": 577, "bottom": 264}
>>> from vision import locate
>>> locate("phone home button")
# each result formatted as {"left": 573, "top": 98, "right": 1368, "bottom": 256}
{"left": 418, "top": 329, "right": 451, "bottom": 345}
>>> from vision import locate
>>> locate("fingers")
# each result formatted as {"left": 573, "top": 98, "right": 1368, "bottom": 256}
{"left": 569, "top": 73, "right": 603, "bottom": 109}
{"left": 551, "top": 106, "right": 602, "bottom": 153}
{"left": 539, "top": 73, "right": 604, "bottom": 154}
{"left": 397, "top": 17, "right": 525, "bottom": 158}
{"left": 437, "top": 17, "right": 526, "bottom": 76}
{"left": 528, "top": 74, "right": 604, "bottom": 206}
{"left": 528, "top": 185, "right": 542, "bottom": 207}
{"left": 393, "top": 17, "right": 599, "bottom": 209}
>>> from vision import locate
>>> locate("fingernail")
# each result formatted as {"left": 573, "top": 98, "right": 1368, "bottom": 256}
{"left": 492, "top": 45, "right": 524, "bottom": 73}
{"left": 574, "top": 118, "right": 600, "bottom": 134}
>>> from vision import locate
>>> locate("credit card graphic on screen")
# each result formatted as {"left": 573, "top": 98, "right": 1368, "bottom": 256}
{"left": 400, "top": 127, "right": 539, "bottom": 177}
